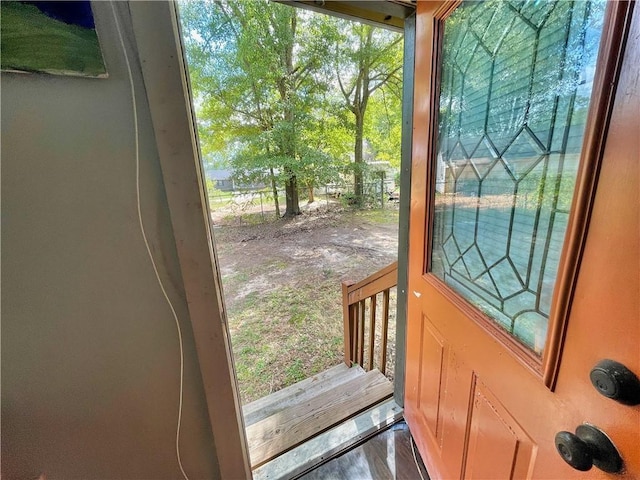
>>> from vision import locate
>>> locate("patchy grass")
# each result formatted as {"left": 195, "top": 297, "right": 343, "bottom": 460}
{"left": 228, "top": 277, "right": 344, "bottom": 403}
{"left": 221, "top": 212, "right": 272, "bottom": 226}
{"left": 216, "top": 207, "right": 399, "bottom": 404}
{"left": 355, "top": 208, "right": 400, "bottom": 225}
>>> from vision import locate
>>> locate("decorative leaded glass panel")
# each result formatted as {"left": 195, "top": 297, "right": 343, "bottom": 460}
{"left": 431, "top": 0, "right": 606, "bottom": 354}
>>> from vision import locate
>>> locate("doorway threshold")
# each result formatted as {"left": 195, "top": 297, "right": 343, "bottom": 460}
{"left": 243, "top": 363, "right": 400, "bottom": 478}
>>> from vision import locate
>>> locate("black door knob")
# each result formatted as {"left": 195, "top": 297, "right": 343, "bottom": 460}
{"left": 555, "top": 431, "right": 592, "bottom": 471}
{"left": 554, "top": 424, "right": 623, "bottom": 473}
{"left": 590, "top": 359, "right": 640, "bottom": 405}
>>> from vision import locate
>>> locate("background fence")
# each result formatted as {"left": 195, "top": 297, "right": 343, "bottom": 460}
{"left": 208, "top": 181, "right": 400, "bottom": 224}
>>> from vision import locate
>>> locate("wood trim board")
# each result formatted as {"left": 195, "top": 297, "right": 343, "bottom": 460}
{"left": 128, "top": 2, "right": 251, "bottom": 479}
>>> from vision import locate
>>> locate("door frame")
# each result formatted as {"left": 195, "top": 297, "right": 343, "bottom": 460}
{"left": 129, "top": 1, "right": 418, "bottom": 477}
{"left": 394, "top": 11, "right": 417, "bottom": 408}
{"left": 125, "top": 0, "right": 635, "bottom": 475}
{"left": 129, "top": 3, "right": 252, "bottom": 479}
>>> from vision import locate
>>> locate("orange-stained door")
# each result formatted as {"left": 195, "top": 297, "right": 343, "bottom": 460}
{"left": 404, "top": 1, "right": 639, "bottom": 479}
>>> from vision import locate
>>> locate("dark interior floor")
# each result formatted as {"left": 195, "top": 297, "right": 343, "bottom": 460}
{"left": 299, "top": 421, "right": 430, "bottom": 480}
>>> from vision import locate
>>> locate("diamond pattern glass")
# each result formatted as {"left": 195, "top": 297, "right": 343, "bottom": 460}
{"left": 431, "top": 0, "right": 606, "bottom": 354}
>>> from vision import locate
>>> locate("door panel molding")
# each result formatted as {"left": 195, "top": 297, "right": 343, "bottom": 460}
{"left": 462, "top": 375, "right": 537, "bottom": 479}
{"left": 417, "top": 315, "right": 448, "bottom": 443}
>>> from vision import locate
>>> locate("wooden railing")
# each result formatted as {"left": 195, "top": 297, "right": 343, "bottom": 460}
{"left": 342, "top": 261, "right": 398, "bottom": 374}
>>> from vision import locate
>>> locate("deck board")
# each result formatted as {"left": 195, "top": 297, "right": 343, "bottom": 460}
{"left": 246, "top": 367, "right": 393, "bottom": 468}
{"left": 243, "top": 364, "right": 364, "bottom": 428}
{"left": 253, "top": 399, "right": 403, "bottom": 480}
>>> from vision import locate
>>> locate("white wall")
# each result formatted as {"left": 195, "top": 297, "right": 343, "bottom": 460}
{"left": 1, "top": 3, "right": 220, "bottom": 478}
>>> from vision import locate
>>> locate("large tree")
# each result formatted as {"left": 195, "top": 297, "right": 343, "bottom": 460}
{"left": 365, "top": 86, "right": 403, "bottom": 169}
{"left": 328, "top": 21, "right": 403, "bottom": 202}
{"left": 180, "top": 0, "right": 331, "bottom": 216}
{"left": 296, "top": 104, "right": 351, "bottom": 202}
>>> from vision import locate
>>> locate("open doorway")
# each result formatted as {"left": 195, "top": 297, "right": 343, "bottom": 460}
{"left": 177, "top": 0, "right": 404, "bottom": 471}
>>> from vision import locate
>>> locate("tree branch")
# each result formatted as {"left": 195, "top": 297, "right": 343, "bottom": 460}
{"left": 368, "top": 66, "right": 402, "bottom": 96}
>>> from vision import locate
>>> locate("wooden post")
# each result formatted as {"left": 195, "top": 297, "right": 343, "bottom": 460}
{"left": 351, "top": 303, "right": 359, "bottom": 365}
{"left": 342, "top": 281, "right": 354, "bottom": 366}
{"left": 358, "top": 300, "right": 366, "bottom": 366}
{"left": 342, "top": 262, "right": 397, "bottom": 372}
{"left": 380, "top": 289, "right": 390, "bottom": 375}
{"left": 368, "top": 295, "right": 377, "bottom": 370}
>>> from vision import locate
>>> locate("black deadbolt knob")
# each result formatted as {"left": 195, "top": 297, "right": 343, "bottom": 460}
{"left": 555, "top": 425, "right": 623, "bottom": 473}
{"left": 590, "top": 359, "right": 640, "bottom": 405}
{"left": 555, "top": 431, "right": 593, "bottom": 471}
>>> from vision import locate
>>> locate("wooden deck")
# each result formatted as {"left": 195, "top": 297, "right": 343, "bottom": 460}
{"left": 243, "top": 364, "right": 394, "bottom": 469}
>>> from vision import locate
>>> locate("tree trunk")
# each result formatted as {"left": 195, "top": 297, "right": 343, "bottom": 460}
{"left": 284, "top": 168, "right": 301, "bottom": 216}
{"left": 307, "top": 183, "right": 315, "bottom": 203}
{"left": 278, "top": 12, "right": 301, "bottom": 217}
{"left": 354, "top": 111, "right": 365, "bottom": 203}
{"left": 269, "top": 167, "right": 280, "bottom": 217}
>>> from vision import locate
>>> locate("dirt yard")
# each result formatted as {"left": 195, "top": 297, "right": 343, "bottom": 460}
{"left": 213, "top": 205, "right": 399, "bottom": 404}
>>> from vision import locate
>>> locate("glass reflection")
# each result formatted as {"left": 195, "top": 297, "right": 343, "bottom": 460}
{"left": 431, "top": 0, "right": 606, "bottom": 354}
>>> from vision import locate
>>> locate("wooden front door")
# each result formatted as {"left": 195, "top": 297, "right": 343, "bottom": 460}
{"left": 404, "top": 1, "right": 639, "bottom": 478}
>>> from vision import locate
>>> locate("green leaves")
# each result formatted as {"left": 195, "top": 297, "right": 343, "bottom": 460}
{"left": 178, "top": 0, "right": 403, "bottom": 208}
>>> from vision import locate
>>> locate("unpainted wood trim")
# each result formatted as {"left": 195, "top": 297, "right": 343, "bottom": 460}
{"left": 128, "top": 2, "right": 251, "bottom": 478}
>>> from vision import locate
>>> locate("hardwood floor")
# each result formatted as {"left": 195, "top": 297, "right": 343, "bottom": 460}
{"left": 300, "top": 421, "right": 430, "bottom": 480}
